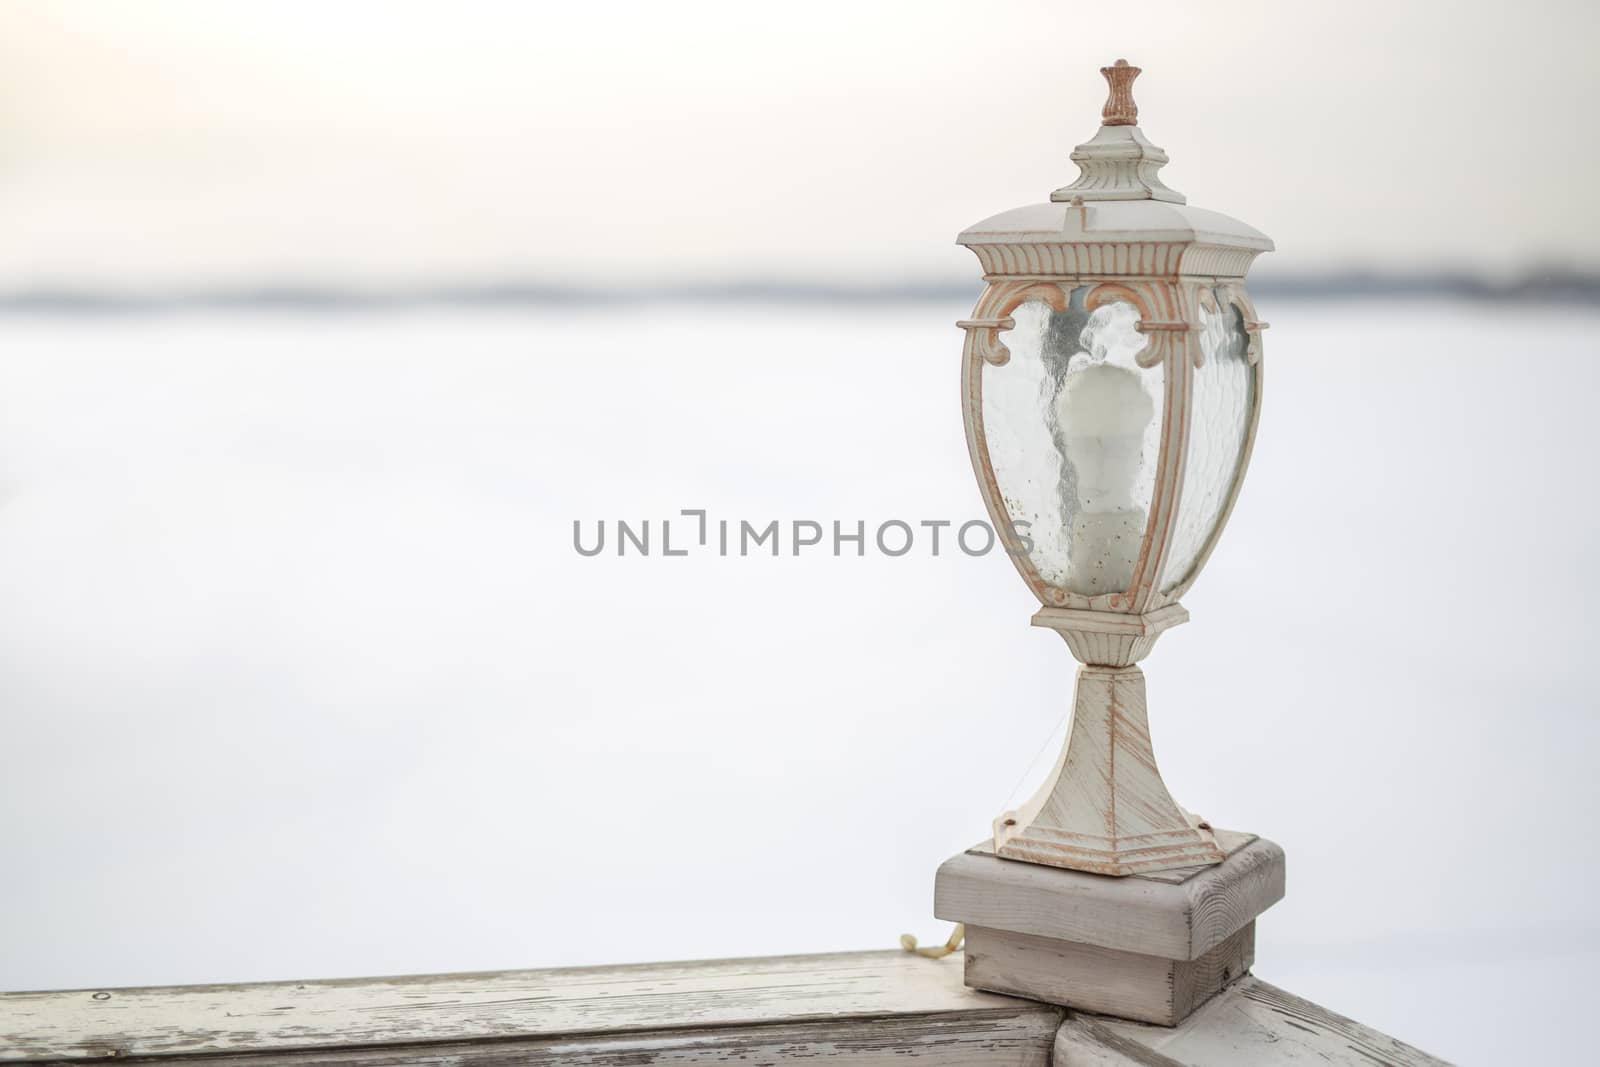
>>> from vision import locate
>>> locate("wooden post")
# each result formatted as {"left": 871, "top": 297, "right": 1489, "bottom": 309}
{"left": 937, "top": 831, "right": 1283, "bottom": 1026}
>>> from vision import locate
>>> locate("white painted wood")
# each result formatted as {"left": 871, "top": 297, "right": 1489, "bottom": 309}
{"left": 935, "top": 834, "right": 1283, "bottom": 960}
{"left": 0, "top": 952, "right": 1447, "bottom": 1066}
{"left": 0, "top": 951, "right": 1060, "bottom": 1066}
{"left": 964, "top": 922, "right": 1253, "bottom": 1027}
{"left": 1060, "top": 976, "right": 1453, "bottom": 1066}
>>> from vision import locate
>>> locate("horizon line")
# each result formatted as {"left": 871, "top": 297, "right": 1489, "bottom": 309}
{"left": 0, "top": 267, "right": 1596, "bottom": 314}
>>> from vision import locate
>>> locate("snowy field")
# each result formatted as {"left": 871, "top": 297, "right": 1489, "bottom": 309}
{"left": 1, "top": 299, "right": 1596, "bottom": 1064}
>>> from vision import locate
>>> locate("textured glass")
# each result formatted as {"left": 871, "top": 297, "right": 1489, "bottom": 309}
{"left": 1159, "top": 292, "right": 1254, "bottom": 592}
{"left": 983, "top": 292, "right": 1161, "bottom": 596}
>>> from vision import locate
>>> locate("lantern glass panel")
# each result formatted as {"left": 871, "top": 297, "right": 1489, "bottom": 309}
{"left": 985, "top": 293, "right": 1161, "bottom": 596}
{"left": 1159, "top": 290, "right": 1254, "bottom": 592}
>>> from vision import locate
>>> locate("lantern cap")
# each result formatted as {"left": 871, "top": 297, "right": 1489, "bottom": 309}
{"left": 1051, "top": 123, "right": 1185, "bottom": 205}
{"left": 959, "top": 199, "right": 1271, "bottom": 250}
{"left": 956, "top": 60, "right": 1273, "bottom": 278}
{"left": 1053, "top": 58, "right": 1180, "bottom": 204}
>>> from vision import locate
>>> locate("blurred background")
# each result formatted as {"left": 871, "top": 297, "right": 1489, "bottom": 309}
{"left": 1, "top": 2, "right": 1597, "bottom": 1064}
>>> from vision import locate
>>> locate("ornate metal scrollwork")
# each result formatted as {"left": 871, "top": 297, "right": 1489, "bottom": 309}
{"left": 956, "top": 318, "right": 1016, "bottom": 366}
{"left": 1219, "top": 281, "right": 1267, "bottom": 365}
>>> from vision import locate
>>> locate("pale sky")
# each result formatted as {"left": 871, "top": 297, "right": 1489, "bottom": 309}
{"left": 0, "top": 0, "right": 1595, "bottom": 287}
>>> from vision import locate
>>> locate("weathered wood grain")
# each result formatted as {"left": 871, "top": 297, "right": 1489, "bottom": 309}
{"left": 0, "top": 951, "right": 1060, "bottom": 1066}
{"left": 964, "top": 922, "right": 1253, "bottom": 1026}
{"left": 0, "top": 953, "right": 1449, "bottom": 1066}
{"left": 936, "top": 833, "right": 1283, "bottom": 960}
{"left": 1059, "top": 976, "right": 1453, "bottom": 1066}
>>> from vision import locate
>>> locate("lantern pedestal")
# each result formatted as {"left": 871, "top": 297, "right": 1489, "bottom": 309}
{"left": 934, "top": 831, "right": 1284, "bottom": 1026}
{"left": 993, "top": 662, "right": 1224, "bottom": 875}
{"left": 994, "top": 605, "right": 1224, "bottom": 876}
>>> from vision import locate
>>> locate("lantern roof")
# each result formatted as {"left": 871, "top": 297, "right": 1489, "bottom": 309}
{"left": 958, "top": 60, "right": 1273, "bottom": 279}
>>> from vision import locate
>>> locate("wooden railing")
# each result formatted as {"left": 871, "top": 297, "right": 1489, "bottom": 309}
{"left": 1, "top": 949, "right": 1446, "bottom": 1065}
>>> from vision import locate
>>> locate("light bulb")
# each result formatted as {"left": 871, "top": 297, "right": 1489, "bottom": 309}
{"left": 1054, "top": 362, "right": 1154, "bottom": 593}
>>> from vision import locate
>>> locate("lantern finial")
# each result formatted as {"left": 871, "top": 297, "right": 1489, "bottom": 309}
{"left": 1100, "top": 59, "right": 1140, "bottom": 126}
{"left": 1050, "top": 60, "right": 1181, "bottom": 204}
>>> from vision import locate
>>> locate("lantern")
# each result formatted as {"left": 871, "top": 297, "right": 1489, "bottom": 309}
{"left": 957, "top": 60, "right": 1271, "bottom": 876}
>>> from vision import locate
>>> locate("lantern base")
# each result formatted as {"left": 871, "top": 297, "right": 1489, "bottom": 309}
{"left": 1030, "top": 604, "right": 1189, "bottom": 667}
{"left": 994, "top": 663, "right": 1223, "bottom": 876}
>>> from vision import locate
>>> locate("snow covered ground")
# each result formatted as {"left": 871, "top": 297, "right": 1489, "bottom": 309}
{"left": 1, "top": 299, "right": 1596, "bottom": 1064}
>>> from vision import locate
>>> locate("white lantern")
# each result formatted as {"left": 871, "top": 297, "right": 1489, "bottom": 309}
{"left": 957, "top": 60, "right": 1272, "bottom": 875}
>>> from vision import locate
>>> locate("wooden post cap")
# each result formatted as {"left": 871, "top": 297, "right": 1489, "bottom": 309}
{"left": 1100, "top": 58, "right": 1140, "bottom": 126}
{"left": 934, "top": 831, "right": 1286, "bottom": 1026}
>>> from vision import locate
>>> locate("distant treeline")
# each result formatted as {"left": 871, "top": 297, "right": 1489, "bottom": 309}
{"left": 2, "top": 268, "right": 1597, "bottom": 313}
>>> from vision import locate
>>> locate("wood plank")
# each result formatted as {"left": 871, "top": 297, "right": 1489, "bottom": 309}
{"left": 0, "top": 951, "right": 1061, "bottom": 1066}
{"left": 965, "top": 922, "right": 1253, "bottom": 1027}
{"left": 1054, "top": 1016, "right": 1187, "bottom": 1066}
{"left": 1167, "top": 926, "right": 1252, "bottom": 1022}
{"left": 1060, "top": 976, "right": 1452, "bottom": 1066}
{"left": 2, "top": 1014, "right": 1061, "bottom": 1067}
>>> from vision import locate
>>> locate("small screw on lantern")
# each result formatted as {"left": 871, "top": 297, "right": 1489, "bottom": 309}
{"left": 957, "top": 60, "right": 1272, "bottom": 876}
